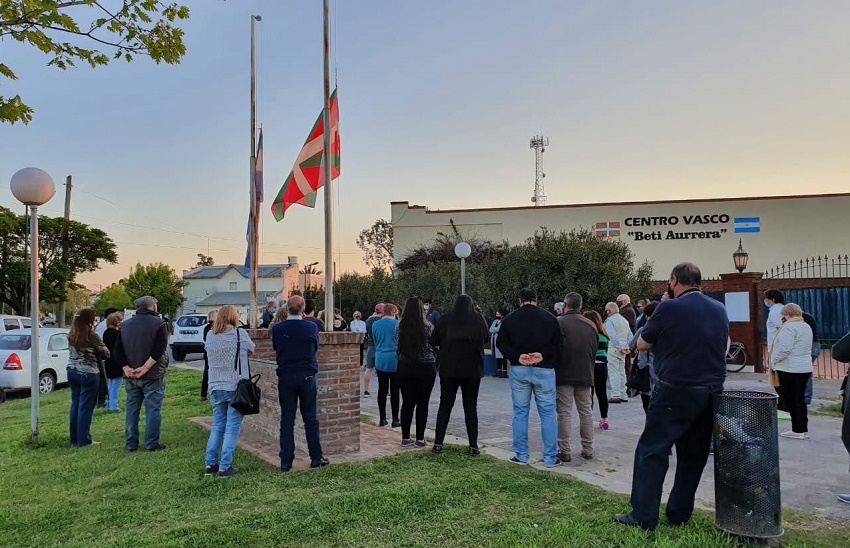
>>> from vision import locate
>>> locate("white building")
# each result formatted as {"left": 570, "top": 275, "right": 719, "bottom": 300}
{"left": 179, "top": 256, "right": 303, "bottom": 322}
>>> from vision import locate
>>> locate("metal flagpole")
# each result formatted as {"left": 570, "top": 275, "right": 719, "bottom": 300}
{"left": 249, "top": 14, "right": 261, "bottom": 328}
{"left": 322, "top": 0, "right": 334, "bottom": 331}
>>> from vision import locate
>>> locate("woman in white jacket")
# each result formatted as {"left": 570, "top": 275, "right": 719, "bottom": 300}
{"left": 770, "top": 303, "right": 813, "bottom": 440}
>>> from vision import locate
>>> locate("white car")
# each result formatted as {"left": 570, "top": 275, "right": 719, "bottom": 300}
{"left": 0, "top": 328, "right": 70, "bottom": 397}
{"left": 170, "top": 314, "right": 208, "bottom": 361}
{"left": 0, "top": 315, "right": 33, "bottom": 334}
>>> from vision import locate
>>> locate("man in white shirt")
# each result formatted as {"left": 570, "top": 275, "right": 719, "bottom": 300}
{"left": 604, "top": 302, "right": 632, "bottom": 403}
{"left": 764, "top": 290, "right": 785, "bottom": 351}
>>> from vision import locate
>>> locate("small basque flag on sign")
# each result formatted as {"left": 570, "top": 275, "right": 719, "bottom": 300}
{"left": 734, "top": 217, "right": 761, "bottom": 233}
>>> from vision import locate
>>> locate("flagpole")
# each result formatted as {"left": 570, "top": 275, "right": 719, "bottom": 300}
{"left": 249, "top": 14, "right": 261, "bottom": 328}
{"left": 322, "top": 0, "right": 334, "bottom": 331}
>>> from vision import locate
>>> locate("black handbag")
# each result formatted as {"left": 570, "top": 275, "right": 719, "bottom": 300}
{"left": 626, "top": 353, "right": 651, "bottom": 393}
{"left": 230, "top": 329, "right": 261, "bottom": 415}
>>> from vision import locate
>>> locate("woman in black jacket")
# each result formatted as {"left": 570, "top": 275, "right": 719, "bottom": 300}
{"left": 102, "top": 312, "right": 124, "bottom": 412}
{"left": 430, "top": 294, "right": 489, "bottom": 456}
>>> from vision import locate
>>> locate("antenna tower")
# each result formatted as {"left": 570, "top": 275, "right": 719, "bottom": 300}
{"left": 530, "top": 135, "right": 548, "bottom": 206}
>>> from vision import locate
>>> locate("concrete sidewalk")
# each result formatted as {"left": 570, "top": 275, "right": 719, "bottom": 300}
{"left": 361, "top": 370, "right": 849, "bottom": 519}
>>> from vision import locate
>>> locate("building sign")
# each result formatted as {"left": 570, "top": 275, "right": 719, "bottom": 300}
{"left": 596, "top": 213, "right": 760, "bottom": 243}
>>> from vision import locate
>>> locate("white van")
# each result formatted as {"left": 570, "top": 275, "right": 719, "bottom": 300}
{"left": 0, "top": 315, "right": 32, "bottom": 334}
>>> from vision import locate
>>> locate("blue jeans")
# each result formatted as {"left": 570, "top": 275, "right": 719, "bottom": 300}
{"left": 68, "top": 369, "right": 100, "bottom": 447}
{"left": 205, "top": 390, "right": 244, "bottom": 471}
{"left": 278, "top": 372, "right": 323, "bottom": 467}
{"left": 125, "top": 377, "right": 166, "bottom": 451}
{"left": 629, "top": 381, "right": 722, "bottom": 529}
{"left": 107, "top": 378, "right": 123, "bottom": 412}
{"left": 509, "top": 366, "right": 558, "bottom": 465}
{"left": 804, "top": 375, "right": 813, "bottom": 406}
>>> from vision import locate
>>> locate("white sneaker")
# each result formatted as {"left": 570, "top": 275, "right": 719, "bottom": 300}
{"left": 779, "top": 430, "right": 807, "bottom": 440}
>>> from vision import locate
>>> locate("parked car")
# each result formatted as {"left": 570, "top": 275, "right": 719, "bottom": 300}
{"left": 0, "top": 315, "right": 33, "bottom": 334}
{"left": 169, "top": 313, "right": 208, "bottom": 361}
{"left": 0, "top": 328, "right": 71, "bottom": 398}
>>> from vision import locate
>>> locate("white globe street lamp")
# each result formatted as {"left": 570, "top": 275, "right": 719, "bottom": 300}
{"left": 10, "top": 167, "right": 56, "bottom": 443}
{"left": 454, "top": 242, "right": 471, "bottom": 295}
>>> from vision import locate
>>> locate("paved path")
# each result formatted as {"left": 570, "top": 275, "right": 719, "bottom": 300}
{"left": 360, "top": 370, "right": 849, "bottom": 519}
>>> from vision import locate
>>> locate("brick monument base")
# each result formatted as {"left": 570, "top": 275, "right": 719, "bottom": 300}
{"left": 239, "top": 329, "right": 363, "bottom": 459}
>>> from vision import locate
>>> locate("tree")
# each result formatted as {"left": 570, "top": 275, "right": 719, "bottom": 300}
{"left": 356, "top": 219, "right": 394, "bottom": 271}
{"left": 300, "top": 263, "right": 322, "bottom": 276}
{"left": 95, "top": 284, "right": 132, "bottom": 315}
{"left": 124, "top": 262, "right": 186, "bottom": 318}
{"left": 195, "top": 253, "right": 214, "bottom": 267}
{"left": 395, "top": 218, "right": 504, "bottom": 272}
{"left": 0, "top": 0, "right": 190, "bottom": 124}
{"left": 0, "top": 206, "right": 118, "bottom": 315}
{"left": 393, "top": 228, "right": 654, "bottom": 318}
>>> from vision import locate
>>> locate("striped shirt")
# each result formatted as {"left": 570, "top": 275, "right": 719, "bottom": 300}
{"left": 204, "top": 327, "right": 255, "bottom": 393}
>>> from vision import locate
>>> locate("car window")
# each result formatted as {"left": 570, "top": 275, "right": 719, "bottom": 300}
{"left": 0, "top": 334, "right": 31, "bottom": 350}
{"left": 48, "top": 334, "right": 70, "bottom": 351}
{"left": 177, "top": 316, "right": 207, "bottom": 328}
{"left": 3, "top": 319, "right": 21, "bottom": 331}
{"left": 22, "top": 319, "right": 32, "bottom": 328}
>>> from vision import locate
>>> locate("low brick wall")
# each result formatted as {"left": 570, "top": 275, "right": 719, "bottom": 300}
{"left": 239, "top": 329, "right": 363, "bottom": 460}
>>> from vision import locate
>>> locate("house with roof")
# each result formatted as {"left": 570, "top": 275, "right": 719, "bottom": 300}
{"left": 179, "top": 256, "right": 306, "bottom": 322}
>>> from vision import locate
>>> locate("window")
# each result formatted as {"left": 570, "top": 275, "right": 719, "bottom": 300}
{"left": 3, "top": 319, "right": 20, "bottom": 331}
{"left": 0, "top": 334, "right": 30, "bottom": 350}
{"left": 48, "top": 334, "right": 69, "bottom": 351}
{"left": 177, "top": 316, "right": 207, "bottom": 328}
{"left": 229, "top": 282, "right": 238, "bottom": 290}
{"left": 22, "top": 319, "right": 32, "bottom": 329}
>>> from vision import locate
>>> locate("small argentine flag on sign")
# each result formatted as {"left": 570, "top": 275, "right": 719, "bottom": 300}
{"left": 734, "top": 217, "right": 761, "bottom": 233}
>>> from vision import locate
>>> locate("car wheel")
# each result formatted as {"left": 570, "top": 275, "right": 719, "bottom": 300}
{"left": 0, "top": 389, "right": 6, "bottom": 404}
{"left": 39, "top": 371, "right": 56, "bottom": 394}
{"left": 172, "top": 349, "right": 186, "bottom": 362}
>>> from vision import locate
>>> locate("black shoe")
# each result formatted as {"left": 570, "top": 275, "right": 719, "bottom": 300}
{"left": 432, "top": 443, "right": 443, "bottom": 454}
{"left": 391, "top": 420, "right": 401, "bottom": 428}
{"left": 280, "top": 464, "right": 292, "bottom": 473}
{"left": 146, "top": 444, "right": 167, "bottom": 452}
{"left": 468, "top": 446, "right": 480, "bottom": 457}
{"left": 126, "top": 447, "right": 138, "bottom": 453}
{"left": 379, "top": 418, "right": 388, "bottom": 427}
{"left": 204, "top": 464, "right": 219, "bottom": 477}
{"left": 310, "top": 457, "right": 330, "bottom": 468}
{"left": 218, "top": 468, "right": 238, "bottom": 478}
{"left": 363, "top": 390, "right": 371, "bottom": 398}
{"left": 613, "top": 514, "right": 654, "bottom": 531}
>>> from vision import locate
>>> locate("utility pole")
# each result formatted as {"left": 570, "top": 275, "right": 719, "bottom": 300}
{"left": 59, "top": 176, "right": 72, "bottom": 326}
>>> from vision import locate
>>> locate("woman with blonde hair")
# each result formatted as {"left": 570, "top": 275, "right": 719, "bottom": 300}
{"left": 67, "top": 308, "right": 110, "bottom": 446}
{"left": 770, "top": 303, "right": 814, "bottom": 440}
{"left": 102, "top": 312, "right": 124, "bottom": 412}
{"left": 268, "top": 306, "right": 289, "bottom": 331}
{"left": 203, "top": 305, "right": 256, "bottom": 477}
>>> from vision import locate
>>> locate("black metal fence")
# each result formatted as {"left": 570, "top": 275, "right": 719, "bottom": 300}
{"left": 764, "top": 255, "right": 850, "bottom": 279}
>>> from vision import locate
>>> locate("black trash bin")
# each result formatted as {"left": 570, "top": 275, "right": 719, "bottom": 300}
{"left": 713, "top": 390, "right": 782, "bottom": 539}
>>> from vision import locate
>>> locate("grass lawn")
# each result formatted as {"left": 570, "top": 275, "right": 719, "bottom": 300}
{"left": 813, "top": 400, "right": 844, "bottom": 418}
{"left": 1, "top": 369, "right": 847, "bottom": 547}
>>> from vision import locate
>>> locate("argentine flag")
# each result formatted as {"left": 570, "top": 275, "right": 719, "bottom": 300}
{"left": 734, "top": 217, "right": 760, "bottom": 233}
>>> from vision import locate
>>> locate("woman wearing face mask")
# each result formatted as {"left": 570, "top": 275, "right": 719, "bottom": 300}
{"left": 769, "top": 303, "right": 813, "bottom": 440}
{"left": 489, "top": 309, "right": 508, "bottom": 378}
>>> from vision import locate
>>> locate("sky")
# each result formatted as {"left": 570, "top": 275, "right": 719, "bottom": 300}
{"left": 1, "top": 1, "right": 849, "bottom": 289}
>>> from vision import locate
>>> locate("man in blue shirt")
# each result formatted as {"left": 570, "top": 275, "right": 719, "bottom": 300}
{"left": 272, "top": 295, "right": 329, "bottom": 472}
{"left": 614, "top": 262, "right": 728, "bottom": 531}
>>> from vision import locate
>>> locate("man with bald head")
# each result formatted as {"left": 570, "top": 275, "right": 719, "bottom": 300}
{"left": 617, "top": 294, "right": 637, "bottom": 333}
{"left": 604, "top": 302, "right": 632, "bottom": 403}
{"left": 272, "top": 295, "right": 329, "bottom": 472}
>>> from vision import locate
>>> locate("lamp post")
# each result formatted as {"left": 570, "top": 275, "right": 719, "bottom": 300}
{"left": 454, "top": 242, "right": 471, "bottom": 295}
{"left": 733, "top": 239, "right": 749, "bottom": 273}
{"left": 10, "top": 167, "right": 56, "bottom": 443}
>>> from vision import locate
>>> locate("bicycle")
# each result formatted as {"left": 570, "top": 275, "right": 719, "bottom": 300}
{"left": 725, "top": 341, "right": 748, "bottom": 372}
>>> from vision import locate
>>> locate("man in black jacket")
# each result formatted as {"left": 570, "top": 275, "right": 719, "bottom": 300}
{"left": 113, "top": 296, "right": 169, "bottom": 452}
{"left": 555, "top": 292, "right": 599, "bottom": 462}
{"left": 497, "top": 288, "right": 562, "bottom": 467}
{"left": 832, "top": 331, "right": 850, "bottom": 504}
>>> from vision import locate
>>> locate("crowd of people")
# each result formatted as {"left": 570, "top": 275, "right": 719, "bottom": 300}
{"left": 60, "top": 265, "right": 850, "bottom": 516}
